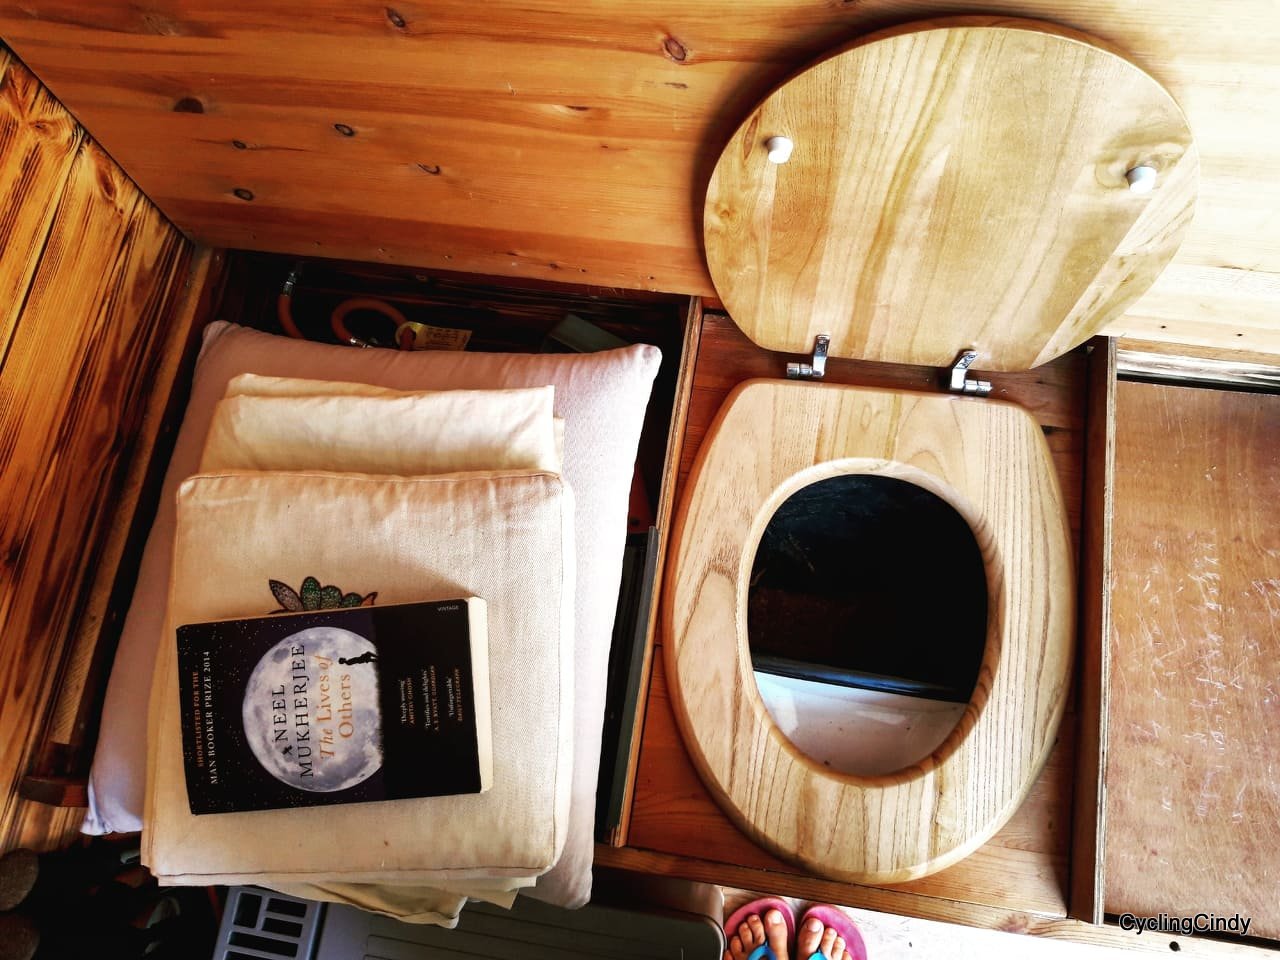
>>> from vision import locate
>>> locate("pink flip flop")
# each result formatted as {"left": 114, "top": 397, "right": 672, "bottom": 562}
{"left": 798, "top": 905, "right": 868, "bottom": 960}
{"left": 723, "top": 897, "right": 796, "bottom": 960}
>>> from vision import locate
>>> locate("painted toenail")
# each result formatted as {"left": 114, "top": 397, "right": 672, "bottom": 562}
{"left": 807, "top": 918, "right": 823, "bottom": 932}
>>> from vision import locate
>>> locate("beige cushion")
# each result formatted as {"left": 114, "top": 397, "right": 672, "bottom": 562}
{"left": 90, "top": 322, "right": 662, "bottom": 907}
{"left": 144, "top": 469, "right": 574, "bottom": 886}
{"left": 200, "top": 386, "right": 560, "bottom": 474}
{"left": 197, "top": 376, "right": 552, "bottom": 917}
{"left": 223, "top": 375, "right": 567, "bottom": 464}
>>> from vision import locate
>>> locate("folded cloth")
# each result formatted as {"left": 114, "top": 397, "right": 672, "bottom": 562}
{"left": 144, "top": 470, "right": 574, "bottom": 887}
{"left": 201, "top": 385, "right": 559, "bottom": 475}
{"left": 197, "top": 376, "right": 556, "bottom": 915}
{"left": 265, "top": 878, "right": 524, "bottom": 928}
{"left": 89, "top": 322, "right": 662, "bottom": 908}
{"left": 219, "top": 375, "right": 566, "bottom": 465}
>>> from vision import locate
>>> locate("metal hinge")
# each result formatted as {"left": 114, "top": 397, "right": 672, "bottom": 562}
{"left": 787, "top": 334, "right": 830, "bottom": 380}
{"left": 948, "top": 351, "right": 993, "bottom": 396}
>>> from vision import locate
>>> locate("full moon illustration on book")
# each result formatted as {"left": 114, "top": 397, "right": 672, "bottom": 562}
{"left": 241, "top": 626, "right": 384, "bottom": 792}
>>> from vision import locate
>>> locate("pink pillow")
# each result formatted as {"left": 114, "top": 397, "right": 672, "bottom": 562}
{"left": 87, "top": 322, "right": 662, "bottom": 908}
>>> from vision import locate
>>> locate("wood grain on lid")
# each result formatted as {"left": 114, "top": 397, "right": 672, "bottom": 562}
{"left": 704, "top": 19, "right": 1198, "bottom": 371}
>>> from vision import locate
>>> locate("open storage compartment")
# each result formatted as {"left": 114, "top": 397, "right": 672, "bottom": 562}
{"left": 21, "top": 249, "right": 702, "bottom": 853}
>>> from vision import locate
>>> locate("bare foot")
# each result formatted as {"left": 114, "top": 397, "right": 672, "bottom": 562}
{"left": 725, "top": 907, "right": 790, "bottom": 960}
{"left": 796, "top": 913, "right": 849, "bottom": 960}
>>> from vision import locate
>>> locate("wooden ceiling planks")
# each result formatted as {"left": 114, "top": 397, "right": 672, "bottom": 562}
{"left": 0, "top": 1, "right": 1277, "bottom": 352}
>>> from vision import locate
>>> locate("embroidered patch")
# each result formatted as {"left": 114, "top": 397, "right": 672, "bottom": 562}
{"left": 268, "top": 576, "right": 377, "bottom": 613}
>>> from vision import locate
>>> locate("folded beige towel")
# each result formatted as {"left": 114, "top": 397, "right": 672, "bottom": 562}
{"left": 266, "top": 878, "right": 522, "bottom": 928}
{"left": 144, "top": 470, "right": 574, "bottom": 888}
{"left": 201, "top": 385, "right": 559, "bottom": 475}
{"left": 220, "top": 374, "right": 566, "bottom": 464}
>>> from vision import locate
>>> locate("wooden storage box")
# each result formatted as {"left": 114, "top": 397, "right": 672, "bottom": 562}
{"left": 2, "top": 8, "right": 1278, "bottom": 953}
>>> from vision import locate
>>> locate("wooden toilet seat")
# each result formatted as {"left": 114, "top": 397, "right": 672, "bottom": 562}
{"left": 664, "top": 18, "right": 1197, "bottom": 882}
{"left": 665, "top": 379, "right": 1072, "bottom": 883}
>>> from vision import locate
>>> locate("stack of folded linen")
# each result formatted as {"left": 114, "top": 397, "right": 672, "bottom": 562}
{"left": 112, "top": 323, "right": 662, "bottom": 925}
{"left": 146, "top": 378, "right": 574, "bottom": 923}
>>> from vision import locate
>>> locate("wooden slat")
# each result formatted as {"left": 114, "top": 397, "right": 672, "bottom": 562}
{"left": 48, "top": 248, "right": 218, "bottom": 749}
{"left": 609, "top": 295, "right": 703, "bottom": 847}
{"left": 1114, "top": 336, "right": 1280, "bottom": 370}
{"left": 0, "top": 48, "right": 83, "bottom": 365}
{"left": 0, "top": 53, "right": 194, "bottom": 850}
{"left": 1069, "top": 338, "right": 1116, "bottom": 924}
{"left": 1104, "top": 381, "right": 1280, "bottom": 940}
{"left": 0, "top": 1, "right": 1277, "bottom": 356}
{"left": 1104, "top": 265, "right": 1280, "bottom": 355}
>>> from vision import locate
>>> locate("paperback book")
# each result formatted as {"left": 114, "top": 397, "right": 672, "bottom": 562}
{"left": 176, "top": 597, "right": 491, "bottom": 815}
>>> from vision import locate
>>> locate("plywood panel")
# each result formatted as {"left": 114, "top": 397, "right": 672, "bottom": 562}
{"left": 0, "top": 2, "right": 1277, "bottom": 355}
{"left": 1105, "top": 381, "right": 1280, "bottom": 940}
{"left": 0, "top": 52, "right": 194, "bottom": 851}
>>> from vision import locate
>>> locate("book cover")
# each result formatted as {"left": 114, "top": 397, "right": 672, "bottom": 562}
{"left": 176, "top": 596, "right": 491, "bottom": 815}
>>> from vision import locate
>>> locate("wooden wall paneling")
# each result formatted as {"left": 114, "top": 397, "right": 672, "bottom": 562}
{"left": 1068, "top": 338, "right": 1116, "bottom": 924}
{"left": 1105, "top": 265, "right": 1280, "bottom": 357}
{"left": 0, "top": 46, "right": 82, "bottom": 361}
{"left": 0, "top": 52, "right": 195, "bottom": 851}
{"left": 45, "top": 249, "right": 223, "bottom": 756}
{"left": 0, "top": 2, "right": 1276, "bottom": 357}
{"left": 1104, "top": 381, "right": 1280, "bottom": 941}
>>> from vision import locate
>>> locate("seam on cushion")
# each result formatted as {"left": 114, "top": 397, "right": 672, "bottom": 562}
{"left": 548, "top": 480, "right": 567, "bottom": 862}
{"left": 180, "top": 468, "right": 563, "bottom": 487}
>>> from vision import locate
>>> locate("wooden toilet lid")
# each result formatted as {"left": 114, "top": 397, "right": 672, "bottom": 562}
{"left": 703, "top": 17, "right": 1198, "bottom": 371}
{"left": 664, "top": 381, "right": 1074, "bottom": 882}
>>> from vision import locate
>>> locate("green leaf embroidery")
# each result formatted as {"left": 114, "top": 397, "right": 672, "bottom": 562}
{"left": 269, "top": 579, "right": 303, "bottom": 612}
{"left": 268, "top": 578, "right": 377, "bottom": 614}
{"left": 300, "top": 576, "right": 322, "bottom": 611}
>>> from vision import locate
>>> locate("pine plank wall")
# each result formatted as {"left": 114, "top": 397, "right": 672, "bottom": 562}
{"left": 0, "top": 47, "right": 194, "bottom": 850}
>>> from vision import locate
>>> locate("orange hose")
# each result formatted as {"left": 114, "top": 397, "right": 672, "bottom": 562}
{"left": 276, "top": 291, "right": 305, "bottom": 339}
{"left": 330, "top": 297, "right": 409, "bottom": 348}
{"left": 276, "top": 263, "right": 412, "bottom": 350}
